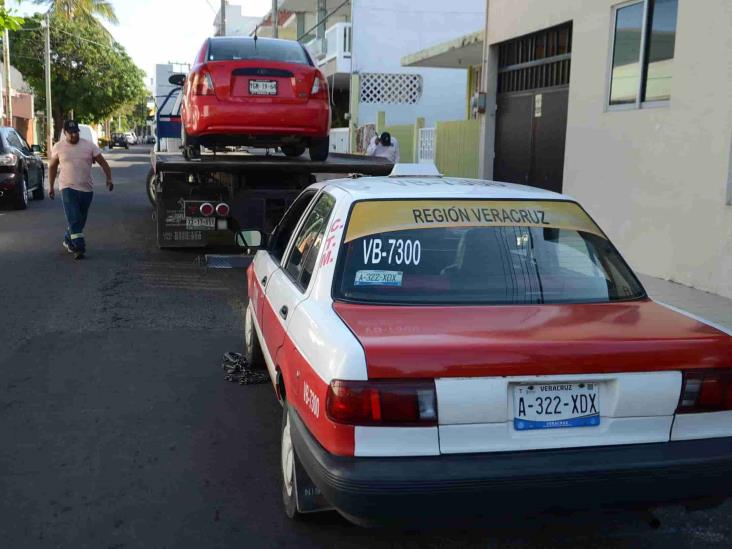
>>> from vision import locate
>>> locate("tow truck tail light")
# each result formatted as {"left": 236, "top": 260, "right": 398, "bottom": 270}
{"left": 311, "top": 74, "right": 328, "bottom": 99}
{"left": 677, "top": 369, "right": 732, "bottom": 413}
{"left": 200, "top": 202, "right": 215, "bottom": 217}
{"left": 215, "top": 203, "right": 230, "bottom": 217}
{"left": 326, "top": 379, "right": 437, "bottom": 426}
{"left": 193, "top": 69, "right": 215, "bottom": 96}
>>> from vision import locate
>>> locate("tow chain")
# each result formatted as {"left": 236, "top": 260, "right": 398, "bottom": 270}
{"left": 222, "top": 352, "right": 269, "bottom": 385}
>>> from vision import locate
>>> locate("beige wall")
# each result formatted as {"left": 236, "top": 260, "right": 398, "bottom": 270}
{"left": 482, "top": 0, "right": 732, "bottom": 298}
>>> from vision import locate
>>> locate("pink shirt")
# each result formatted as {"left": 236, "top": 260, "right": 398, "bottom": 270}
{"left": 51, "top": 138, "right": 102, "bottom": 192}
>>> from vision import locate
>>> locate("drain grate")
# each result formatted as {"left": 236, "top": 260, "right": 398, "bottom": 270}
{"left": 205, "top": 255, "right": 253, "bottom": 269}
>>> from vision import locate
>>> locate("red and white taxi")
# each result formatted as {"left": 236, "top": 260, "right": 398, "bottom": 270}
{"left": 243, "top": 173, "right": 732, "bottom": 525}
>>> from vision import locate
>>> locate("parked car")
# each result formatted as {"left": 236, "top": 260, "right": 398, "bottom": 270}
{"left": 144, "top": 135, "right": 156, "bottom": 144}
{"left": 181, "top": 36, "right": 331, "bottom": 161}
{"left": 109, "top": 133, "right": 129, "bottom": 149}
{"left": 78, "top": 124, "right": 98, "bottom": 147}
{"left": 124, "top": 132, "right": 136, "bottom": 145}
{"left": 242, "top": 172, "right": 732, "bottom": 526}
{"left": 0, "top": 126, "right": 44, "bottom": 210}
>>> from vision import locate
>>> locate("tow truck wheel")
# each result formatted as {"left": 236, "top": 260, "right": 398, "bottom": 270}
{"left": 308, "top": 137, "right": 329, "bottom": 162}
{"left": 281, "top": 145, "right": 305, "bottom": 157}
{"left": 146, "top": 168, "right": 157, "bottom": 207}
{"left": 244, "top": 302, "right": 266, "bottom": 370}
{"left": 281, "top": 403, "right": 302, "bottom": 520}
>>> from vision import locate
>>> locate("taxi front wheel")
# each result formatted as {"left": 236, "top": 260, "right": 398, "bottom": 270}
{"left": 244, "top": 302, "right": 266, "bottom": 370}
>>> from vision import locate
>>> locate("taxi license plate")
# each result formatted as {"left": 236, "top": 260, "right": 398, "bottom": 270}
{"left": 249, "top": 80, "right": 277, "bottom": 95}
{"left": 513, "top": 382, "right": 600, "bottom": 431}
{"left": 186, "top": 217, "right": 216, "bottom": 230}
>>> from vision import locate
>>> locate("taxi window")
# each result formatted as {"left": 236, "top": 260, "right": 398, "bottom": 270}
{"left": 334, "top": 199, "right": 645, "bottom": 305}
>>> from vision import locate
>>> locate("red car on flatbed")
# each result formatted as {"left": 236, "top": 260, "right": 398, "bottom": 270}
{"left": 181, "top": 36, "right": 331, "bottom": 161}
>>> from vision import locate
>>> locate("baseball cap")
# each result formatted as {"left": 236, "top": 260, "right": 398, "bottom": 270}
{"left": 64, "top": 120, "right": 80, "bottom": 133}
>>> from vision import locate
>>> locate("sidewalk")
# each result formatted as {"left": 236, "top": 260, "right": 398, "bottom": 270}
{"left": 639, "top": 274, "right": 732, "bottom": 331}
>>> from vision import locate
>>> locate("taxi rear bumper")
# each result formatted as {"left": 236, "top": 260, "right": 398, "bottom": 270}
{"left": 290, "top": 410, "right": 732, "bottom": 525}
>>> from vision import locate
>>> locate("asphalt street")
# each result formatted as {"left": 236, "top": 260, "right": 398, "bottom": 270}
{"left": 0, "top": 145, "right": 729, "bottom": 548}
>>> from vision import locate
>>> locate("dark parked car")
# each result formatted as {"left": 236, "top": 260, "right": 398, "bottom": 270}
{"left": 109, "top": 133, "right": 129, "bottom": 149}
{"left": 0, "top": 127, "right": 44, "bottom": 210}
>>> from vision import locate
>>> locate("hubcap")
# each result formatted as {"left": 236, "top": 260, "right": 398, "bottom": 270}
{"left": 281, "top": 413, "right": 294, "bottom": 497}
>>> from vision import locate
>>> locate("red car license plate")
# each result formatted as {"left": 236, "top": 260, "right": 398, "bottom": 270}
{"left": 249, "top": 80, "right": 277, "bottom": 95}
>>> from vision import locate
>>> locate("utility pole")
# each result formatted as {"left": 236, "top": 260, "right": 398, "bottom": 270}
{"left": 44, "top": 12, "right": 53, "bottom": 152}
{"left": 3, "top": 29, "right": 12, "bottom": 126}
{"left": 272, "top": 0, "right": 278, "bottom": 38}
{"left": 219, "top": 0, "right": 226, "bottom": 36}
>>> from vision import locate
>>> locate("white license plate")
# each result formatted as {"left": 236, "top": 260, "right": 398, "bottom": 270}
{"left": 186, "top": 217, "right": 216, "bottom": 230}
{"left": 249, "top": 80, "right": 277, "bottom": 95}
{"left": 513, "top": 382, "right": 600, "bottom": 431}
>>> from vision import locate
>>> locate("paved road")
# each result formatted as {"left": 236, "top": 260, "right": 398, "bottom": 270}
{"left": 0, "top": 145, "right": 729, "bottom": 548}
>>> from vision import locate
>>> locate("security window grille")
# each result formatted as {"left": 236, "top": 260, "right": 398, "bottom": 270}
{"left": 609, "top": 0, "right": 678, "bottom": 107}
{"left": 497, "top": 22, "right": 572, "bottom": 94}
{"left": 360, "top": 73, "right": 423, "bottom": 104}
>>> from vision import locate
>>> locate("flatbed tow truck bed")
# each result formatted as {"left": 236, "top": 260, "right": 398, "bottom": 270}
{"left": 150, "top": 151, "right": 393, "bottom": 248}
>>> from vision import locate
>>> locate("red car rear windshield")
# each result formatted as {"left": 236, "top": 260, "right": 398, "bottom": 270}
{"left": 207, "top": 37, "right": 311, "bottom": 65}
{"left": 334, "top": 199, "right": 646, "bottom": 305}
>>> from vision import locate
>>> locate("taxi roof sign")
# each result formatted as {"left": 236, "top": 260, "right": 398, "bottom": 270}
{"left": 389, "top": 163, "right": 442, "bottom": 178}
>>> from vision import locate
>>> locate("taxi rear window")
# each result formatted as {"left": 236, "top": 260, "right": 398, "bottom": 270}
{"left": 334, "top": 199, "right": 645, "bottom": 305}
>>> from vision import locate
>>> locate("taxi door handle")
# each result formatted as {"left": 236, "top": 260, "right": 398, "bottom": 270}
{"left": 261, "top": 276, "right": 268, "bottom": 286}
{"left": 279, "top": 305, "right": 288, "bottom": 319}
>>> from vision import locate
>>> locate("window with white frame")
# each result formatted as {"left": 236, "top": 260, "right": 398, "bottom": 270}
{"left": 609, "top": 0, "right": 678, "bottom": 107}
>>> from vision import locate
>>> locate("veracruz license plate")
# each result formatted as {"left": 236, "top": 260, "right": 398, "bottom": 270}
{"left": 249, "top": 80, "right": 277, "bottom": 95}
{"left": 513, "top": 382, "right": 600, "bottom": 431}
{"left": 186, "top": 217, "right": 216, "bottom": 230}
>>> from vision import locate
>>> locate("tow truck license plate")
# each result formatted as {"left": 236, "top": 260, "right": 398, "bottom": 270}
{"left": 186, "top": 217, "right": 216, "bottom": 230}
{"left": 513, "top": 383, "right": 600, "bottom": 431}
{"left": 249, "top": 80, "right": 277, "bottom": 95}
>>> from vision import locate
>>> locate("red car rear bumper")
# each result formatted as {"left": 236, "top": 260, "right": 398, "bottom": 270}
{"left": 183, "top": 96, "right": 330, "bottom": 142}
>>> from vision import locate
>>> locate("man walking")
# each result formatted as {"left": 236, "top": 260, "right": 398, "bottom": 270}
{"left": 48, "top": 120, "right": 113, "bottom": 259}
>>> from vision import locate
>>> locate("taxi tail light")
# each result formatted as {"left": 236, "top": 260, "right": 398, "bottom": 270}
{"left": 199, "top": 202, "right": 215, "bottom": 217}
{"left": 677, "top": 369, "right": 732, "bottom": 413}
{"left": 215, "top": 202, "right": 230, "bottom": 217}
{"left": 326, "top": 379, "right": 437, "bottom": 426}
{"left": 193, "top": 68, "right": 215, "bottom": 96}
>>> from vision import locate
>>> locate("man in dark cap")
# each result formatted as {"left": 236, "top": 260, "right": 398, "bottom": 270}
{"left": 366, "top": 131, "right": 400, "bottom": 163}
{"left": 48, "top": 120, "right": 114, "bottom": 259}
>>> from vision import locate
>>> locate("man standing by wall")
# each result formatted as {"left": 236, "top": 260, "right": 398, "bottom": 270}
{"left": 48, "top": 120, "right": 113, "bottom": 260}
{"left": 366, "top": 132, "right": 400, "bottom": 163}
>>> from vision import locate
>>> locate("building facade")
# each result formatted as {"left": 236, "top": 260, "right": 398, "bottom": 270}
{"left": 479, "top": 0, "right": 732, "bottom": 298}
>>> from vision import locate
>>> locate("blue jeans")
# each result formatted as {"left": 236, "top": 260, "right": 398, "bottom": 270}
{"left": 62, "top": 188, "right": 94, "bottom": 253}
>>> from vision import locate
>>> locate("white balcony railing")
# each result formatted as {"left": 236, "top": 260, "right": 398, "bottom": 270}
{"left": 325, "top": 22, "right": 351, "bottom": 62}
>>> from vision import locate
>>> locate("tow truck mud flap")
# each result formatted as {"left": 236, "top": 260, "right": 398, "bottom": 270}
{"left": 295, "top": 451, "right": 334, "bottom": 513}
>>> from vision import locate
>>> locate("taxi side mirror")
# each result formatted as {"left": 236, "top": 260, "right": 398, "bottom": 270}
{"left": 235, "top": 230, "right": 263, "bottom": 249}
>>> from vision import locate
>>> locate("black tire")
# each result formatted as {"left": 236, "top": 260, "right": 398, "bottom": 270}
{"left": 32, "top": 172, "right": 44, "bottom": 200}
{"left": 181, "top": 129, "right": 201, "bottom": 161}
{"left": 308, "top": 136, "right": 329, "bottom": 161}
{"left": 146, "top": 167, "right": 157, "bottom": 207}
{"left": 244, "top": 301, "right": 266, "bottom": 370}
{"left": 281, "top": 145, "right": 306, "bottom": 157}
{"left": 124, "top": 144, "right": 129, "bottom": 149}
{"left": 281, "top": 402, "right": 301, "bottom": 520}
{"left": 14, "top": 173, "right": 29, "bottom": 210}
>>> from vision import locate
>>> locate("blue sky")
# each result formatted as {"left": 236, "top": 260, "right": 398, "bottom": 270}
{"left": 11, "top": 1, "right": 273, "bottom": 87}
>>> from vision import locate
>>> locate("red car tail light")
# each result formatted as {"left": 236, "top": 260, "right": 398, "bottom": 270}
{"left": 215, "top": 203, "right": 230, "bottom": 217}
{"left": 310, "top": 74, "right": 328, "bottom": 99}
{"left": 193, "top": 69, "right": 215, "bottom": 96}
{"left": 326, "top": 379, "right": 438, "bottom": 426}
{"left": 677, "top": 369, "right": 732, "bottom": 413}
{"left": 199, "top": 202, "right": 215, "bottom": 216}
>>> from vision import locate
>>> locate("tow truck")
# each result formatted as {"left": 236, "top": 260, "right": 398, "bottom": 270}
{"left": 149, "top": 150, "right": 393, "bottom": 248}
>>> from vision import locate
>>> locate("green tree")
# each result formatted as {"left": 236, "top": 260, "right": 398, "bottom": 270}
{"left": 0, "top": 7, "right": 24, "bottom": 32}
{"left": 10, "top": 13, "right": 146, "bottom": 139}
{"left": 32, "top": 0, "right": 118, "bottom": 25}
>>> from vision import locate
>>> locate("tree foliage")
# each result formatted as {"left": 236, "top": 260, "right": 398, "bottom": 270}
{"left": 9, "top": 13, "right": 146, "bottom": 138}
{"left": 0, "top": 7, "right": 24, "bottom": 32}
{"left": 33, "top": 0, "right": 118, "bottom": 25}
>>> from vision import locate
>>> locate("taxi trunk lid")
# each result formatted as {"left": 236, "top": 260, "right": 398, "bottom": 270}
{"left": 333, "top": 299, "right": 731, "bottom": 453}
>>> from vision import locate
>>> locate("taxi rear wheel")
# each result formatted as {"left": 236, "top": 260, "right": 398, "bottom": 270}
{"left": 281, "top": 402, "right": 301, "bottom": 519}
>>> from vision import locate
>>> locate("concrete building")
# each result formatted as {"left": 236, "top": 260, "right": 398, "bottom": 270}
{"left": 213, "top": 2, "right": 262, "bottom": 37}
{"left": 0, "top": 63, "right": 37, "bottom": 145}
{"left": 476, "top": 0, "right": 732, "bottom": 299}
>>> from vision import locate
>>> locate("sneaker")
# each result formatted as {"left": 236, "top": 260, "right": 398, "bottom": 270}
{"left": 62, "top": 240, "right": 75, "bottom": 254}
{"left": 74, "top": 251, "right": 85, "bottom": 260}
